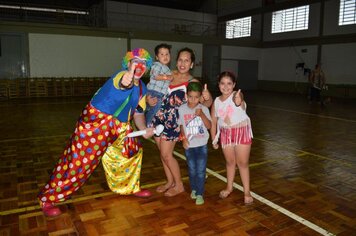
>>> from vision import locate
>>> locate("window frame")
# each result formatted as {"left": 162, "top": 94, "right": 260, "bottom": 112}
{"left": 339, "top": 0, "right": 356, "bottom": 26}
{"left": 225, "top": 16, "right": 252, "bottom": 39}
{"left": 271, "top": 5, "right": 310, "bottom": 34}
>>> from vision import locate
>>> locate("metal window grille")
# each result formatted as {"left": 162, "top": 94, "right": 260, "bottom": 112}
{"left": 339, "top": 0, "right": 356, "bottom": 25}
{"left": 226, "top": 16, "right": 251, "bottom": 39}
{"left": 272, "top": 5, "right": 309, "bottom": 33}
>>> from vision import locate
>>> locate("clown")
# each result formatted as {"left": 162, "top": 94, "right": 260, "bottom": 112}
{"left": 38, "top": 48, "right": 155, "bottom": 217}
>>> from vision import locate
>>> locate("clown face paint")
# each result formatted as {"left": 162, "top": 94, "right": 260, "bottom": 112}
{"left": 131, "top": 59, "right": 147, "bottom": 79}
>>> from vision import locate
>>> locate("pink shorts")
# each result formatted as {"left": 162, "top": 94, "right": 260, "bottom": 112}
{"left": 220, "top": 125, "right": 252, "bottom": 147}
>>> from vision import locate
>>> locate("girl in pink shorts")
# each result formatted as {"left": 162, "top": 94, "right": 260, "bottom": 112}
{"left": 211, "top": 71, "right": 253, "bottom": 204}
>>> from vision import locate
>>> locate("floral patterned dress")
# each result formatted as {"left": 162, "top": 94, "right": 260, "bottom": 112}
{"left": 151, "top": 81, "right": 189, "bottom": 141}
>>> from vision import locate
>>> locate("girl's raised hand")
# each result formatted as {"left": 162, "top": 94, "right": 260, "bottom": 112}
{"left": 233, "top": 89, "right": 243, "bottom": 106}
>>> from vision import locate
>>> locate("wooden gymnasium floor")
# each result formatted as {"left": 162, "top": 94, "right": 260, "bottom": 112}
{"left": 0, "top": 91, "right": 355, "bottom": 236}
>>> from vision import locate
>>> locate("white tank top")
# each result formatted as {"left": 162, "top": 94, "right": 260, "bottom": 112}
{"left": 214, "top": 93, "right": 251, "bottom": 128}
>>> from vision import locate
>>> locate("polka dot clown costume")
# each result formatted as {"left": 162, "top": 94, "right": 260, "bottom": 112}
{"left": 38, "top": 48, "right": 153, "bottom": 217}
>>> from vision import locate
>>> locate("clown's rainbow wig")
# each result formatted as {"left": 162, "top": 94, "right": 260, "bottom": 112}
{"left": 121, "top": 48, "right": 152, "bottom": 70}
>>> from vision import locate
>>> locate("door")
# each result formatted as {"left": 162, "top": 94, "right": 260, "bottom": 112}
{"left": 238, "top": 60, "right": 258, "bottom": 90}
{"left": 202, "top": 44, "right": 220, "bottom": 96}
{"left": 220, "top": 59, "right": 258, "bottom": 91}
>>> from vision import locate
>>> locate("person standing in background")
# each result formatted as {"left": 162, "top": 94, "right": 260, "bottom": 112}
{"left": 309, "top": 64, "right": 326, "bottom": 105}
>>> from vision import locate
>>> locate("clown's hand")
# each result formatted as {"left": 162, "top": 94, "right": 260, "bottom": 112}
{"left": 121, "top": 63, "right": 136, "bottom": 88}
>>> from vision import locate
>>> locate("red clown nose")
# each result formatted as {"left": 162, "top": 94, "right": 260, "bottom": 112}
{"left": 134, "top": 62, "right": 146, "bottom": 78}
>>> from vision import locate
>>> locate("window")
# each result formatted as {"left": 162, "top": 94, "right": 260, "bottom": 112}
{"left": 226, "top": 16, "right": 251, "bottom": 39}
{"left": 339, "top": 0, "right": 356, "bottom": 25}
{"left": 272, "top": 5, "right": 309, "bottom": 33}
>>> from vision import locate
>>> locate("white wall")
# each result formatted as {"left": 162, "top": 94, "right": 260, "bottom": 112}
{"left": 221, "top": 43, "right": 356, "bottom": 85}
{"left": 260, "top": 46, "right": 318, "bottom": 83}
{"left": 107, "top": 1, "right": 216, "bottom": 23}
{"left": 258, "top": 43, "right": 356, "bottom": 85}
{"left": 218, "top": 0, "right": 262, "bottom": 17}
{"left": 221, "top": 43, "right": 356, "bottom": 84}
{"left": 324, "top": 0, "right": 356, "bottom": 35}
{"left": 26, "top": 33, "right": 356, "bottom": 85}
{"left": 27, "top": 33, "right": 204, "bottom": 78}
{"left": 25, "top": 0, "right": 356, "bottom": 86}
{"left": 322, "top": 43, "right": 356, "bottom": 84}
{"left": 263, "top": 3, "right": 320, "bottom": 41}
{"left": 29, "top": 34, "right": 127, "bottom": 77}
{"left": 221, "top": 45, "right": 262, "bottom": 79}
{"left": 250, "top": 14, "right": 263, "bottom": 41}
{"left": 107, "top": 1, "right": 216, "bottom": 35}
{"left": 240, "top": 0, "right": 356, "bottom": 41}
{"left": 132, "top": 39, "right": 203, "bottom": 77}
{"left": 222, "top": 45, "right": 261, "bottom": 60}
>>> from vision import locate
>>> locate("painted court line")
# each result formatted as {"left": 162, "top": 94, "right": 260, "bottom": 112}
{"left": 148, "top": 138, "right": 335, "bottom": 236}
{"left": 254, "top": 137, "right": 353, "bottom": 167}
{"left": 0, "top": 137, "right": 337, "bottom": 235}
{"left": 1, "top": 134, "right": 351, "bottom": 167}
{"left": 0, "top": 178, "right": 189, "bottom": 216}
{"left": 251, "top": 104, "right": 356, "bottom": 123}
